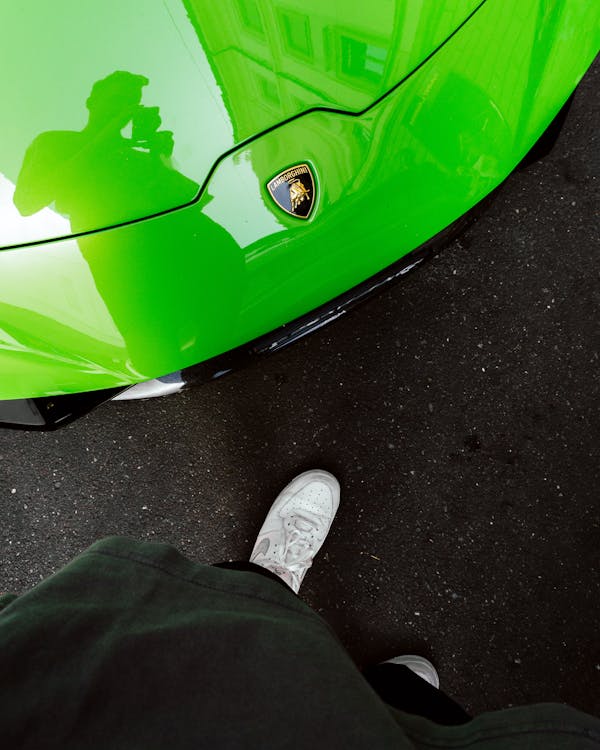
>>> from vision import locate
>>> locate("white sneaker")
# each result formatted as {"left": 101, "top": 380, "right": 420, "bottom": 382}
{"left": 384, "top": 655, "right": 440, "bottom": 688}
{"left": 250, "top": 470, "right": 340, "bottom": 594}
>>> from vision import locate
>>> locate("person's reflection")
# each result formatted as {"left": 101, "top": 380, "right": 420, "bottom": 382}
{"left": 14, "top": 71, "right": 198, "bottom": 231}
{"left": 13, "top": 72, "right": 242, "bottom": 380}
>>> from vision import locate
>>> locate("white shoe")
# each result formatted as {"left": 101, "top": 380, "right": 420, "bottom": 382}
{"left": 384, "top": 655, "right": 440, "bottom": 688}
{"left": 250, "top": 470, "right": 340, "bottom": 594}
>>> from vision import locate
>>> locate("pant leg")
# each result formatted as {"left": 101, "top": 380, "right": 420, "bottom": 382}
{"left": 217, "top": 563, "right": 469, "bottom": 726}
{"left": 363, "top": 663, "right": 471, "bottom": 725}
{"left": 213, "top": 561, "right": 292, "bottom": 591}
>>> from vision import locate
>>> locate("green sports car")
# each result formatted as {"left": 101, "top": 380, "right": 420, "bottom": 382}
{"left": 0, "top": 1, "right": 598, "bottom": 429}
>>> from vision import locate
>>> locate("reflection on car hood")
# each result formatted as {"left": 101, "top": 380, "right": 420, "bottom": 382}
{"left": 0, "top": 0, "right": 483, "bottom": 248}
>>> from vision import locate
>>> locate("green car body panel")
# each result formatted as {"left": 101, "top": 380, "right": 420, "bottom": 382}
{"left": 0, "top": 0, "right": 598, "bottom": 400}
{"left": 0, "top": 0, "right": 484, "bottom": 247}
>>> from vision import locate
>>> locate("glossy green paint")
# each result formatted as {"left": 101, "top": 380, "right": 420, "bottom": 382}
{"left": 0, "top": 0, "right": 481, "bottom": 247}
{"left": 0, "top": 0, "right": 598, "bottom": 399}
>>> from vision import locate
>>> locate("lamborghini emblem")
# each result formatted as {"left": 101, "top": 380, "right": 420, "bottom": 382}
{"left": 267, "top": 163, "right": 316, "bottom": 219}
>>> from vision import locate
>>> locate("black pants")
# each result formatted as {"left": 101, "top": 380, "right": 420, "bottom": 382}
{"left": 214, "top": 562, "right": 470, "bottom": 726}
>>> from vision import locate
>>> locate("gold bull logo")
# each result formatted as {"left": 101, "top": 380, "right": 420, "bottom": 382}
{"left": 289, "top": 178, "right": 310, "bottom": 212}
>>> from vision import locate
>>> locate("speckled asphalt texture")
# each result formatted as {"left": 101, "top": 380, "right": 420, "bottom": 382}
{"left": 1, "top": 60, "right": 598, "bottom": 717}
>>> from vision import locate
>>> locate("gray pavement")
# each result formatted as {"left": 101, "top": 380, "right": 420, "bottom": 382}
{"left": 1, "top": 59, "right": 599, "bottom": 717}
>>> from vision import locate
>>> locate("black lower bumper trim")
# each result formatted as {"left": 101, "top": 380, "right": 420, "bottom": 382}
{"left": 0, "top": 207, "right": 479, "bottom": 431}
{"left": 179, "top": 210, "right": 474, "bottom": 386}
{"left": 181, "top": 245, "right": 433, "bottom": 384}
{"left": 0, "top": 388, "right": 126, "bottom": 431}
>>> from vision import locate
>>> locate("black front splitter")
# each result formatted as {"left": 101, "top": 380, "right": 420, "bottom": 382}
{"left": 0, "top": 209, "right": 475, "bottom": 430}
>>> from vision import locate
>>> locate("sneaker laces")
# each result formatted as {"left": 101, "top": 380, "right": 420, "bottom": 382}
{"left": 268, "top": 511, "right": 328, "bottom": 589}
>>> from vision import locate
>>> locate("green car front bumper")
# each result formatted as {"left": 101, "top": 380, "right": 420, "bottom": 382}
{"left": 0, "top": 0, "right": 598, "bottom": 425}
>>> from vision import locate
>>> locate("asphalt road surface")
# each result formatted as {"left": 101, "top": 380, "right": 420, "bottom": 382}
{"left": 1, "top": 59, "right": 598, "bottom": 717}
